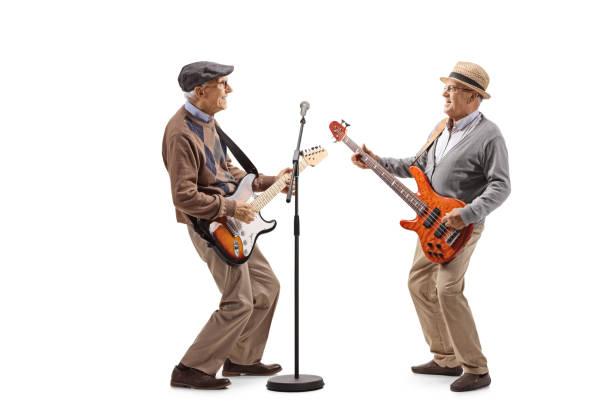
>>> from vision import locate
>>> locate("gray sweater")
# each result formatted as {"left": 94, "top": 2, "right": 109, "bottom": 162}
{"left": 378, "top": 114, "right": 511, "bottom": 225}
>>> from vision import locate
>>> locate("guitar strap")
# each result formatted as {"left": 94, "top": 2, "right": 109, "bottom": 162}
{"left": 215, "top": 125, "right": 259, "bottom": 176}
{"left": 409, "top": 118, "right": 448, "bottom": 167}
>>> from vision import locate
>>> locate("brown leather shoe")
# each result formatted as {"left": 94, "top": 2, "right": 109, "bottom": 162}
{"left": 170, "top": 363, "right": 231, "bottom": 390}
{"left": 450, "top": 373, "right": 491, "bottom": 392}
{"left": 222, "top": 359, "right": 282, "bottom": 376}
{"left": 411, "top": 360, "right": 463, "bottom": 376}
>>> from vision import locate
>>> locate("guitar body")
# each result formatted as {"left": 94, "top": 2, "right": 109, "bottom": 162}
{"left": 200, "top": 173, "right": 277, "bottom": 265}
{"left": 399, "top": 166, "right": 474, "bottom": 264}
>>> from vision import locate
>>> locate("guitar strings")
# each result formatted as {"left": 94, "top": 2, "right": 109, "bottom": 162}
{"left": 340, "top": 132, "right": 460, "bottom": 241}
{"left": 361, "top": 150, "right": 459, "bottom": 236}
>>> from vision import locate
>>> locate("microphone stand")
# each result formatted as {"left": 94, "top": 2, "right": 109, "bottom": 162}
{"left": 266, "top": 110, "right": 324, "bottom": 392}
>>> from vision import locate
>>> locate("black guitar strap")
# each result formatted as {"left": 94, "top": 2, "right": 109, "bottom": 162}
{"left": 215, "top": 124, "right": 259, "bottom": 176}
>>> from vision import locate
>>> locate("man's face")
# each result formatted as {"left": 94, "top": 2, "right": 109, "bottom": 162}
{"left": 195, "top": 76, "right": 233, "bottom": 115}
{"left": 442, "top": 79, "right": 478, "bottom": 120}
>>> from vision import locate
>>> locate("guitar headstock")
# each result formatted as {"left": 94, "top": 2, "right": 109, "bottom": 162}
{"left": 329, "top": 120, "right": 350, "bottom": 142}
{"left": 301, "top": 145, "right": 328, "bottom": 166}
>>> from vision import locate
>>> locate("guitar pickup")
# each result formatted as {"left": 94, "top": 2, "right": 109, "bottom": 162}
{"left": 434, "top": 223, "right": 448, "bottom": 238}
{"left": 423, "top": 208, "right": 441, "bottom": 229}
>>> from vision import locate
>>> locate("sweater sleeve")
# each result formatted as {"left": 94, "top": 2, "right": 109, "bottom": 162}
{"left": 378, "top": 154, "right": 426, "bottom": 178}
{"left": 377, "top": 129, "right": 433, "bottom": 178}
{"left": 252, "top": 174, "right": 277, "bottom": 192}
{"left": 458, "top": 135, "right": 511, "bottom": 225}
{"left": 167, "top": 133, "right": 236, "bottom": 220}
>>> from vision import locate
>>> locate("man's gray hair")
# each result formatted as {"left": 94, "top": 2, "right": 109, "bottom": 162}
{"left": 184, "top": 89, "right": 196, "bottom": 101}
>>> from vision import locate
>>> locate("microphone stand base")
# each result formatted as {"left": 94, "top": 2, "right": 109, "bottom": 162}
{"left": 266, "top": 374, "right": 324, "bottom": 392}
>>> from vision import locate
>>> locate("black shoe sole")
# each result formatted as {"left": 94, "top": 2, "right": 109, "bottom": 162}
{"left": 450, "top": 382, "right": 491, "bottom": 392}
{"left": 170, "top": 380, "right": 229, "bottom": 390}
{"left": 222, "top": 367, "right": 282, "bottom": 377}
{"left": 450, "top": 376, "right": 491, "bottom": 392}
{"left": 411, "top": 368, "right": 463, "bottom": 376}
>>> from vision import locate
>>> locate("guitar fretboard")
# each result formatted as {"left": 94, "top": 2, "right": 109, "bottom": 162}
{"left": 341, "top": 135, "right": 428, "bottom": 215}
{"left": 251, "top": 159, "right": 308, "bottom": 212}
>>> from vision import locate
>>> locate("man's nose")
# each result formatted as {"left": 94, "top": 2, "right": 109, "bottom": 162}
{"left": 226, "top": 84, "right": 233, "bottom": 93}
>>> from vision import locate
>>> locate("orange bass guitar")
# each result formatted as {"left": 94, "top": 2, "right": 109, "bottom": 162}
{"left": 329, "top": 120, "right": 473, "bottom": 264}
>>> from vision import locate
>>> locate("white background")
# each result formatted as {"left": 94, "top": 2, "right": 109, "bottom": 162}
{"left": 2, "top": 0, "right": 611, "bottom": 406}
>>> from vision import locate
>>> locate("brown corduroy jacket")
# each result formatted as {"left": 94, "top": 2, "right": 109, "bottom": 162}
{"left": 162, "top": 106, "right": 276, "bottom": 224}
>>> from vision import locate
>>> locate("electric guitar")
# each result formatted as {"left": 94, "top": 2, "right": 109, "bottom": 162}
{"left": 329, "top": 120, "right": 473, "bottom": 264}
{"left": 195, "top": 146, "right": 328, "bottom": 265}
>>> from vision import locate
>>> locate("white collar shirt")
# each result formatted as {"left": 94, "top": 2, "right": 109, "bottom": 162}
{"left": 434, "top": 109, "right": 482, "bottom": 164}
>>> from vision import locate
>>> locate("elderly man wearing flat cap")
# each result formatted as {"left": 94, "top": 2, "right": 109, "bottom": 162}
{"left": 162, "top": 61, "right": 290, "bottom": 390}
{"left": 351, "top": 62, "right": 510, "bottom": 392}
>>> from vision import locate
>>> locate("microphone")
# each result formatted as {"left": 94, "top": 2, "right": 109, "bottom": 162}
{"left": 300, "top": 101, "right": 310, "bottom": 118}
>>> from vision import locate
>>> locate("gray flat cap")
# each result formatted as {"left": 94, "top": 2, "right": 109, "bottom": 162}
{"left": 178, "top": 61, "right": 234, "bottom": 92}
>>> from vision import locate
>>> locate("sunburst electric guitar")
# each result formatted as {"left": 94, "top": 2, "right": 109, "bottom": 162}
{"left": 329, "top": 121, "right": 473, "bottom": 264}
{"left": 195, "top": 146, "right": 328, "bottom": 265}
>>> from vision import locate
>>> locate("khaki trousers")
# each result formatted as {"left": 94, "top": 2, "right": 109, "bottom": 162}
{"left": 408, "top": 226, "right": 488, "bottom": 375}
{"left": 181, "top": 225, "right": 280, "bottom": 375}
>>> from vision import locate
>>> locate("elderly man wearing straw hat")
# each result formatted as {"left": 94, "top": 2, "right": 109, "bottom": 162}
{"left": 351, "top": 61, "right": 510, "bottom": 392}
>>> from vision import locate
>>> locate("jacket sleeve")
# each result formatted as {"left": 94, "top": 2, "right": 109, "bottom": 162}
{"left": 458, "top": 135, "right": 511, "bottom": 225}
{"left": 166, "top": 133, "right": 236, "bottom": 220}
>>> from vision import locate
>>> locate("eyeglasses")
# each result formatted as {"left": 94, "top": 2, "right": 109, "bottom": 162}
{"left": 206, "top": 79, "right": 230, "bottom": 90}
{"left": 443, "top": 85, "right": 474, "bottom": 94}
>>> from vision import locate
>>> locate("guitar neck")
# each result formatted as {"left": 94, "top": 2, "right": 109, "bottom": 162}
{"left": 341, "top": 135, "right": 427, "bottom": 214}
{"left": 251, "top": 159, "right": 308, "bottom": 212}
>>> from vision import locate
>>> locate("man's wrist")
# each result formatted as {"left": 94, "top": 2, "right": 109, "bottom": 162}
{"left": 222, "top": 198, "right": 237, "bottom": 217}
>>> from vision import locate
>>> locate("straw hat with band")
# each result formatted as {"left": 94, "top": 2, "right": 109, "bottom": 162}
{"left": 440, "top": 61, "right": 491, "bottom": 99}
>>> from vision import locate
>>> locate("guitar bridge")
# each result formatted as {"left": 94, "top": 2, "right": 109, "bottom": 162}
{"left": 445, "top": 229, "right": 460, "bottom": 246}
{"left": 226, "top": 218, "right": 240, "bottom": 236}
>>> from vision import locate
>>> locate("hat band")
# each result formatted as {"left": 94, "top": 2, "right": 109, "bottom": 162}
{"left": 449, "top": 72, "right": 485, "bottom": 91}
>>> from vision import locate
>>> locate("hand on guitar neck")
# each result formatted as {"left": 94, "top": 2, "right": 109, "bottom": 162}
{"left": 276, "top": 167, "right": 295, "bottom": 195}
{"left": 351, "top": 144, "right": 378, "bottom": 169}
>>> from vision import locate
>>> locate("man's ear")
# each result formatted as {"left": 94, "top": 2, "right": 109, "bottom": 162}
{"left": 195, "top": 86, "right": 206, "bottom": 98}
